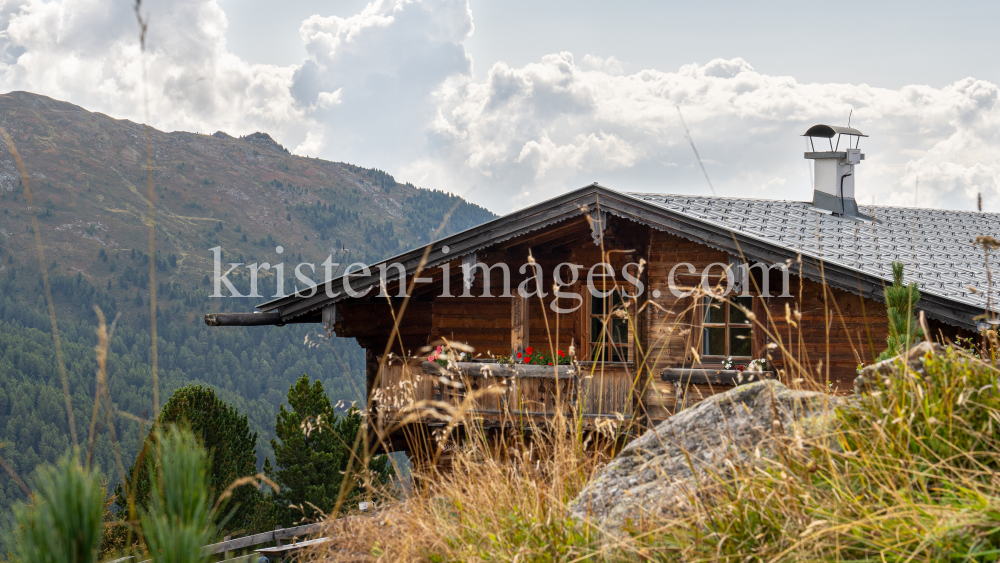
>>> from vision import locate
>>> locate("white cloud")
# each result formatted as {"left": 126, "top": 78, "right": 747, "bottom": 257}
{"left": 0, "top": 0, "right": 473, "bottom": 166}
{"left": 290, "top": 0, "right": 472, "bottom": 165}
{"left": 0, "top": 0, "right": 999, "bottom": 215}
{"left": 0, "top": 0, "right": 307, "bottom": 142}
{"left": 431, "top": 53, "right": 1000, "bottom": 212}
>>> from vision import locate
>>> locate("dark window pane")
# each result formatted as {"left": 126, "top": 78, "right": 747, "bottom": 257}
{"left": 703, "top": 327, "right": 726, "bottom": 356}
{"left": 729, "top": 297, "right": 751, "bottom": 325}
{"left": 609, "top": 345, "right": 624, "bottom": 362}
{"left": 730, "top": 327, "right": 752, "bottom": 357}
{"left": 729, "top": 296, "right": 752, "bottom": 325}
{"left": 592, "top": 293, "right": 605, "bottom": 316}
{"left": 592, "top": 346, "right": 606, "bottom": 362}
{"left": 703, "top": 297, "right": 725, "bottom": 324}
{"left": 611, "top": 318, "right": 628, "bottom": 343}
{"left": 590, "top": 316, "right": 603, "bottom": 344}
{"left": 610, "top": 289, "right": 624, "bottom": 309}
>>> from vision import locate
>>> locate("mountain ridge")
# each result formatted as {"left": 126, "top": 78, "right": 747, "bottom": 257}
{"left": 0, "top": 90, "right": 495, "bottom": 316}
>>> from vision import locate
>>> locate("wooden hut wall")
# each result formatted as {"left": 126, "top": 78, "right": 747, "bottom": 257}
{"left": 766, "top": 276, "right": 888, "bottom": 391}
{"left": 645, "top": 231, "right": 731, "bottom": 371}
{"left": 642, "top": 229, "right": 889, "bottom": 389}
{"left": 430, "top": 295, "right": 513, "bottom": 358}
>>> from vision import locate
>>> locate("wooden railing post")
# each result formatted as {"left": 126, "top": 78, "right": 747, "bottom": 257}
{"left": 223, "top": 535, "right": 231, "bottom": 559}
{"left": 274, "top": 526, "right": 283, "bottom": 547}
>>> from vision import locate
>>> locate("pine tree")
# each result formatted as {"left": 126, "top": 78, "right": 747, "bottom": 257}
{"left": 265, "top": 374, "right": 393, "bottom": 525}
{"left": 878, "top": 261, "right": 924, "bottom": 361}
{"left": 114, "top": 385, "right": 263, "bottom": 536}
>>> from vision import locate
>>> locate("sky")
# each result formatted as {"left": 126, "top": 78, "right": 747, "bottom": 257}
{"left": 0, "top": 0, "right": 998, "bottom": 214}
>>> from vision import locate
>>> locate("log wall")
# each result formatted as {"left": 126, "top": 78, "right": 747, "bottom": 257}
{"left": 429, "top": 297, "right": 512, "bottom": 358}
{"left": 645, "top": 231, "right": 730, "bottom": 370}
{"left": 765, "top": 276, "right": 889, "bottom": 391}
{"left": 643, "top": 230, "right": 890, "bottom": 394}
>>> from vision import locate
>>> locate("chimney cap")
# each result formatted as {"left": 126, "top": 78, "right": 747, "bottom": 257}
{"left": 802, "top": 124, "right": 867, "bottom": 138}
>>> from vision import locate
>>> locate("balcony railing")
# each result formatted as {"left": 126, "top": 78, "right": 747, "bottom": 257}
{"left": 374, "top": 358, "right": 636, "bottom": 427}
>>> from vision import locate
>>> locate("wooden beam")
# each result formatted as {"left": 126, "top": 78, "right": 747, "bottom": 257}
{"left": 511, "top": 295, "right": 529, "bottom": 356}
{"left": 498, "top": 216, "right": 589, "bottom": 248}
{"left": 201, "top": 522, "right": 323, "bottom": 555}
{"left": 423, "top": 361, "right": 576, "bottom": 380}
{"left": 322, "top": 304, "right": 340, "bottom": 336}
{"left": 203, "top": 312, "right": 318, "bottom": 326}
{"left": 752, "top": 295, "right": 768, "bottom": 360}
{"left": 661, "top": 368, "right": 775, "bottom": 386}
{"left": 501, "top": 219, "right": 592, "bottom": 257}
{"left": 366, "top": 348, "right": 379, "bottom": 403}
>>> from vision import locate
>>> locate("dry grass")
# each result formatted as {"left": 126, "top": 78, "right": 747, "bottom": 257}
{"left": 313, "top": 410, "right": 607, "bottom": 562}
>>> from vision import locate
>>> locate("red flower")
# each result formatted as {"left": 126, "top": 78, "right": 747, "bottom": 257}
{"left": 525, "top": 346, "right": 534, "bottom": 355}
{"left": 517, "top": 353, "right": 522, "bottom": 358}
{"left": 557, "top": 350, "right": 564, "bottom": 356}
{"left": 548, "top": 362, "right": 553, "bottom": 366}
{"left": 524, "top": 356, "right": 531, "bottom": 363}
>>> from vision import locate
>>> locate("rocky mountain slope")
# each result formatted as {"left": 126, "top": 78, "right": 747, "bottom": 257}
{"left": 0, "top": 90, "right": 493, "bottom": 317}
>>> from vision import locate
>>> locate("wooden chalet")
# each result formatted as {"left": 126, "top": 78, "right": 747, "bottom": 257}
{"left": 207, "top": 127, "right": 999, "bottom": 458}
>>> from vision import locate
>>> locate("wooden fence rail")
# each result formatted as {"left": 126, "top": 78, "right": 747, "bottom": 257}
{"left": 202, "top": 522, "right": 323, "bottom": 555}
{"left": 107, "top": 522, "right": 325, "bottom": 563}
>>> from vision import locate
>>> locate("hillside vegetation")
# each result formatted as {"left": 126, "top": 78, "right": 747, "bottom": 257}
{"left": 0, "top": 91, "right": 495, "bottom": 540}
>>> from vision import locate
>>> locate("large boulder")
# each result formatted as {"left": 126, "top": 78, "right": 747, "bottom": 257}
{"left": 854, "top": 341, "right": 947, "bottom": 393}
{"left": 569, "top": 380, "right": 838, "bottom": 531}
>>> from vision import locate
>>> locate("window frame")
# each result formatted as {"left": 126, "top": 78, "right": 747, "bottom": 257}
{"left": 699, "top": 294, "right": 754, "bottom": 361}
{"left": 586, "top": 277, "right": 632, "bottom": 363}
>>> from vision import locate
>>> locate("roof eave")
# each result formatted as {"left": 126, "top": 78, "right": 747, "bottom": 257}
{"left": 254, "top": 185, "right": 983, "bottom": 331}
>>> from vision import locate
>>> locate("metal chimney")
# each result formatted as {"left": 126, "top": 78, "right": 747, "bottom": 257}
{"left": 803, "top": 124, "right": 872, "bottom": 220}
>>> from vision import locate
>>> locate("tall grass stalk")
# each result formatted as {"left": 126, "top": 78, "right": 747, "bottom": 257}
{"left": 0, "top": 125, "right": 77, "bottom": 449}
{"left": 133, "top": 0, "right": 160, "bottom": 421}
{"left": 90, "top": 308, "right": 130, "bottom": 493}
{"left": 0, "top": 448, "right": 31, "bottom": 497}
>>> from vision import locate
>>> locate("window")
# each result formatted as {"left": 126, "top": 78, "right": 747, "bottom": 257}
{"left": 701, "top": 296, "right": 752, "bottom": 359}
{"left": 590, "top": 289, "right": 629, "bottom": 362}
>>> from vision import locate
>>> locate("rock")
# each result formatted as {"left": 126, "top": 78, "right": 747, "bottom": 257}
{"left": 568, "top": 380, "right": 837, "bottom": 531}
{"left": 240, "top": 132, "right": 290, "bottom": 155}
{"left": 854, "top": 341, "right": 947, "bottom": 393}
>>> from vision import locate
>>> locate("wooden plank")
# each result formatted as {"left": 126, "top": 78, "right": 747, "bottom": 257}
{"left": 204, "top": 312, "right": 302, "bottom": 326}
{"left": 256, "top": 536, "right": 332, "bottom": 555}
{"left": 579, "top": 366, "right": 633, "bottom": 415}
{"left": 422, "top": 361, "right": 576, "bottom": 380}
{"left": 644, "top": 379, "right": 677, "bottom": 420}
{"left": 433, "top": 317, "right": 511, "bottom": 330}
{"left": 201, "top": 523, "right": 324, "bottom": 555}
{"left": 661, "top": 368, "right": 775, "bottom": 386}
{"left": 511, "top": 295, "right": 529, "bottom": 356}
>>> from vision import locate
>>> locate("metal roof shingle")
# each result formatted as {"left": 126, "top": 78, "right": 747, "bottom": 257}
{"left": 628, "top": 192, "right": 1000, "bottom": 313}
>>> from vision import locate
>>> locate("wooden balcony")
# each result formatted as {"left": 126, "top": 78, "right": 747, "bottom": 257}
{"left": 374, "top": 357, "right": 637, "bottom": 429}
